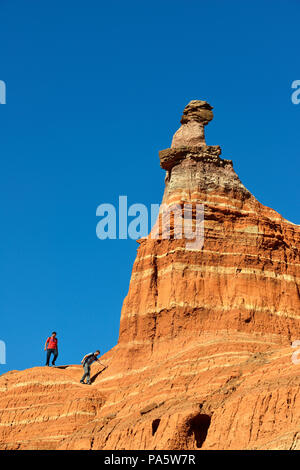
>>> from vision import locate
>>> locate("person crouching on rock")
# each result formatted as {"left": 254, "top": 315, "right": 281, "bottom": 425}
{"left": 45, "top": 331, "right": 58, "bottom": 366}
{"left": 80, "top": 350, "right": 103, "bottom": 385}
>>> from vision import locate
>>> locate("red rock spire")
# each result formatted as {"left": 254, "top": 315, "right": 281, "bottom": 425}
{"left": 0, "top": 101, "right": 299, "bottom": 451}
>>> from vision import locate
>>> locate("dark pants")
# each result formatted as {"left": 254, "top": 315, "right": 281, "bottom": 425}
{"left": 46, "top": 348, "right": 58, "bottom": 366}
{"left": 81, "top": 363, "right": 91, "bottom": 383}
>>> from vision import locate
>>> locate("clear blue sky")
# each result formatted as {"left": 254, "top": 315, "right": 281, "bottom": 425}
{"left": 0, "top": 0, "right": 299, "bottom": 374}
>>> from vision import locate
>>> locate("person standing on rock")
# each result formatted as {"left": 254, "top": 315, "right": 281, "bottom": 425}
{"left": 80, "top": 350, "right": 104, "bottom": 385}
{"left": 44, "top": 331, "right": 58, "bottom": 366}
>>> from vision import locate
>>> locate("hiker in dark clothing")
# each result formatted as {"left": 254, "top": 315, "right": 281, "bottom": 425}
{"left": 45, "top": 332, "right": 58, "bottom": 366}
{"left": 80, "top": 350, "right": 104, "bottom": 385}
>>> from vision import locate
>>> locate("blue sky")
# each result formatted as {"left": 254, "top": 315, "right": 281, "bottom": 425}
{"left": 0, "top": 0, "right": 299, "bottom": 373}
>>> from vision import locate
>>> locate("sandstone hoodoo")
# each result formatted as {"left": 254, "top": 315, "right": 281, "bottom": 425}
{"left": 171, "top": 99, "right": 213, "bottom": 148}
{"left": 0, "top": 101, "right": 299, "bottom": 450}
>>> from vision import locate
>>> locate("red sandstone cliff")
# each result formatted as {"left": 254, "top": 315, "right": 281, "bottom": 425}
{"left": 0, "top": 101, "right": 299, "bottom": 450}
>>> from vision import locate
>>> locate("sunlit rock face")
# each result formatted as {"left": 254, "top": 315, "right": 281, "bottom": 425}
{"left": 171, "top": 100, "right": 213, "bottom": 148}
{"left": 0, "top": 101, "right": 299, "bottom": 451}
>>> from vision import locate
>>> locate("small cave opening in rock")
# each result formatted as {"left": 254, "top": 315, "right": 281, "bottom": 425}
{"left": 187, "top": 414, "right": 211, "bottom": 448}
{"left": 152, "top": 419, "right": 161, "bottom": 436}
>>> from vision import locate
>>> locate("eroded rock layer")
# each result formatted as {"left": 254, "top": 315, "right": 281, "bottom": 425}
{"left": 0, "top": 100, "right": 299, "bottom": 450}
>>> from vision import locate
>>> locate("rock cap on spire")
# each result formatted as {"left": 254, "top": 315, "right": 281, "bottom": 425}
{"left": 171, "top": 99, "right": 214, "bottom": 149}
{"left": 180, "top": 100, "right": 213, "bottom": 125}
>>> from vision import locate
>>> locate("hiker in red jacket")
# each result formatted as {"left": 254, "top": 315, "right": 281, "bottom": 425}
{"left": 44, "top": 332, "right": 58, "bottom": 366}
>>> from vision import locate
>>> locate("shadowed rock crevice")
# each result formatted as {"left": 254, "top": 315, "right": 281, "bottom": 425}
{"left": 187, "top": 414, "right": 211, "bottom": 448}
{"left": 152, "top": 418, "right": 161, "bottom": 436}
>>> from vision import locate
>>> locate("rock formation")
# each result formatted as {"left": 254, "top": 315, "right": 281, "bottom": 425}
{"left": 0, "top": 101, "right": 299, "bottom": 450}
{"left": 171, "top": 100, "right": 213, "bottom": 148}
